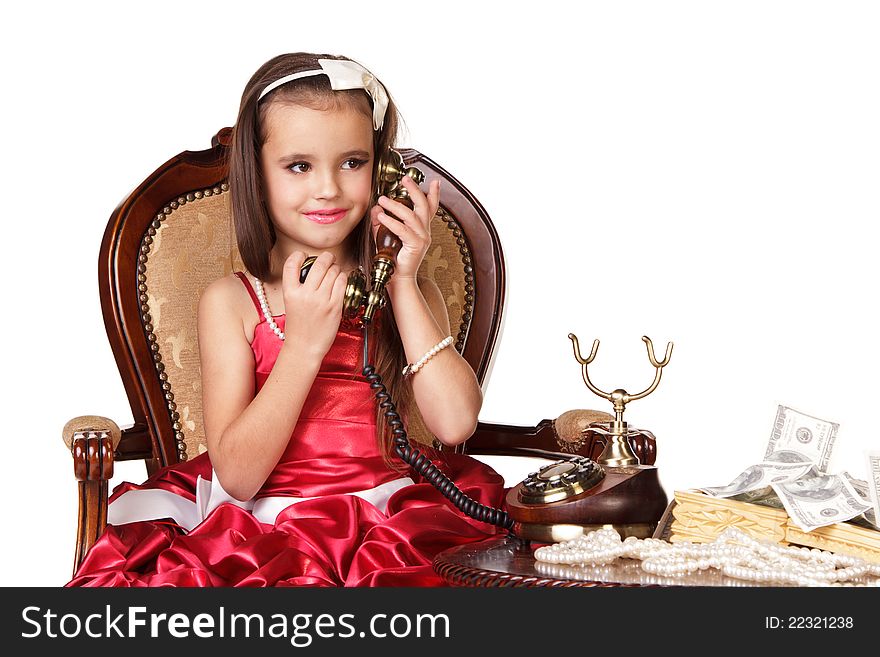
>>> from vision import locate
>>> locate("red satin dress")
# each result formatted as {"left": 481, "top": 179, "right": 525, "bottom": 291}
{"left": 66, "top": 273, "right": 507, "bottom": 587}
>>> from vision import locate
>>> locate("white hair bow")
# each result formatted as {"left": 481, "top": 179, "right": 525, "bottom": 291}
{"left": 258, "top": 58, "right": 389, "bottom": 131}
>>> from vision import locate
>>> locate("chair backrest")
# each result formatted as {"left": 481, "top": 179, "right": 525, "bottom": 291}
{"left": 101, "top": 128, "right": 505, "bottom": 469}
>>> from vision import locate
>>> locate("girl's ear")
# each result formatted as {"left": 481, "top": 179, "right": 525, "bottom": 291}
{"left": 369, "top": 205, "right": 382, "bottom": 241}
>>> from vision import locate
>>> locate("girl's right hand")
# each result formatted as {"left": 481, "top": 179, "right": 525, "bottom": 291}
{"left": 281, "top": 251, "right": 348, "bottom": 359}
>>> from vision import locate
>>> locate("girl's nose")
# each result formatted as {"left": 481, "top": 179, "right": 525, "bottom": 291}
{"left": 313, "top": 169, "right": 341, "bottom": 199}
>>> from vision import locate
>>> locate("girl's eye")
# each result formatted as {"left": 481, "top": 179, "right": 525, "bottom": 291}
{"left": 288, "top": 162, "right": 310, "bottom": 174}
{"left": 342, "top": 158, "right": 368, "bottom": 170}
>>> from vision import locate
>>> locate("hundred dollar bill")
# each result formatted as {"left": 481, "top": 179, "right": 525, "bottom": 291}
{"left": 764, "top": 405, "right": 839, "bottom": 473}
{"left": 730, "top": 486, "right": 784, "bottom": 509}
{"left": 841, "top": 471, "right": 869, "bottom": 500}
{"left": 700, "top": 461, "right": 815, "bottom": 498}
{"left": 771, "top": 472, "right": 872, "bottom": 532}
{"left": 839, "top": 472, "right": 877, "bottom": 529}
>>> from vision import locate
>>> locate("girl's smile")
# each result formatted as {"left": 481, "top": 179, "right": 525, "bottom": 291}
{"left": 303, "top": 208, "right": 348, "bottom": 224}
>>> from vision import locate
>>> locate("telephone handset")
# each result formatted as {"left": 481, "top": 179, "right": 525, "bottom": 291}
{"left": 299, "top": 148, "right": 424, "bottom": 325}
{"left": 299, "top": 147, "right": 512, "bottom": 531}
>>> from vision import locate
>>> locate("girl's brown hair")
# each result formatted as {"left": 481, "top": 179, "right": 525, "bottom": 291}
{"left": 227, "top": 52, "right": 429, "bottom": 467}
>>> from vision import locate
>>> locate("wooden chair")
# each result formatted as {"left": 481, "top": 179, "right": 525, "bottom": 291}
{"left": 62, "top": 128, "right": 655, "bottom": 574}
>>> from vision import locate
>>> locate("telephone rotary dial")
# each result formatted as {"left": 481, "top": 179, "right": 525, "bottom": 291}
{"left": 519, "top": 456, "right": 605, "bottom": 504}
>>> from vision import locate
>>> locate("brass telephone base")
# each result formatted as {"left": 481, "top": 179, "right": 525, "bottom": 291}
{"left": 506, "top": 464, "right": 668, "bottom": 544}
{"left": 512, "top": 521, "right": 657, "bottom": 544}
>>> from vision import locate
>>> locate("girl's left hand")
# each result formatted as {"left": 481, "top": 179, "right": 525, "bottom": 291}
{"left": 370, "top": 176, "right": 440, "bottom": 280}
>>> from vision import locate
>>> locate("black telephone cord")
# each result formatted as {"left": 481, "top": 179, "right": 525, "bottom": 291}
{"left": 362, "top": 326, "right": 514, "bottom": 531}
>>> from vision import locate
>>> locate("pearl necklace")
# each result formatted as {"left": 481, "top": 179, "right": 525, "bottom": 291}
{"left": 252, "top": 278, "right": 285, "bottom": 340}
{"left": 534, "top": 526, "right": 880, "bottom": 587}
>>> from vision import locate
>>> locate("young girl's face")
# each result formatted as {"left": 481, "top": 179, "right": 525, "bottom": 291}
{"left": 260, "top": 101, "right": 374, "bottom": 262}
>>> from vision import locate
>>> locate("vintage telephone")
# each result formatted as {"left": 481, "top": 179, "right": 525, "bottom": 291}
{"left": 504, "top": 336, "right": 672, "bottom": 543}
{"left": 302, "top": 148, "right": 670, "bottom": 543}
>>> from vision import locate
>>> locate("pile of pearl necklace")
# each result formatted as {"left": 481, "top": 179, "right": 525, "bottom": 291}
{"left": 253, "top": 278, "right": 286, "bottom": 340}
{"left": 534, "top": 526, "right": 880, "bottom": 586}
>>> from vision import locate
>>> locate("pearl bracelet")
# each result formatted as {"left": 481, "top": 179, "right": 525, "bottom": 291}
{"left": 402, "top": 336, "right": 453, "bottom": 377}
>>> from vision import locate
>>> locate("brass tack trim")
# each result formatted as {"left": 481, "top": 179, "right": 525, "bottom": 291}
{"left": 436, "top": 207, "right": 474, "bottom": 351}
{"left": 137, "top": 181, "right": 230, "bottom": 463}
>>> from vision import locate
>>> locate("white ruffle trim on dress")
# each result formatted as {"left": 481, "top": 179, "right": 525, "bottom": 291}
{"left": 107, "top": 470, "right": 415, "bottom": 531}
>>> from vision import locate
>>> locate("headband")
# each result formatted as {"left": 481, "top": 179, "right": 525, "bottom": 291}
{"left": 257, "top": 58, "right": 389, "bottom": 131}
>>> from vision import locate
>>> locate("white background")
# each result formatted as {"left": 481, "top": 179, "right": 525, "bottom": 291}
{"left": 2, "top": 1, "right": 878, "bottom": 586}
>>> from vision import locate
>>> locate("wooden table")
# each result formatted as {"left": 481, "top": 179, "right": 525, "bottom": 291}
{"left": 433, "top": 534, "right": 773, "bottom": 587}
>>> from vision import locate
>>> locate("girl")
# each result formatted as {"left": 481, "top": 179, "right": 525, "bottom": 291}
{"left": 66, "top": 52, "right": 508, "bottom": 587}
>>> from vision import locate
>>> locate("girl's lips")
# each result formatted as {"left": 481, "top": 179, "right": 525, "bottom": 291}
{"left": 304, "top": 209, "right": 347, "bottom": 224}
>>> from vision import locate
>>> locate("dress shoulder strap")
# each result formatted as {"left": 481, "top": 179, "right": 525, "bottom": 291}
{"left": 233, "top": 271, "right": 263, "bottom": 317}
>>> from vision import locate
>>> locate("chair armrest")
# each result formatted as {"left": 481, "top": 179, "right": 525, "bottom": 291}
{"left": 466, "top": 409, "right": 657, "bottom": 466}
{"left": 62, "top": 415, "right": 124, "bottom": 574}
{"left": 62, "top": 416, "right": 159, "bottom": 574}
{"left": 62, "top": 415, "right": 122, "bottom": 452}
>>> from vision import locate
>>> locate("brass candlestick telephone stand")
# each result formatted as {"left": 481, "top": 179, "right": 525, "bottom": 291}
{"left": 505, "top": 335, "right": 672, "bottom": 542}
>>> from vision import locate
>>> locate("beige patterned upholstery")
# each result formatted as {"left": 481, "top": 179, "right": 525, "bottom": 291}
{"left": 142, "top": 185, "right": 472, "bottom": 461}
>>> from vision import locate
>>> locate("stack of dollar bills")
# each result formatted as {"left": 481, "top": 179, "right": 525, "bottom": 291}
{"left": 699, "top": 405, "right": 880, "bottom": 533}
